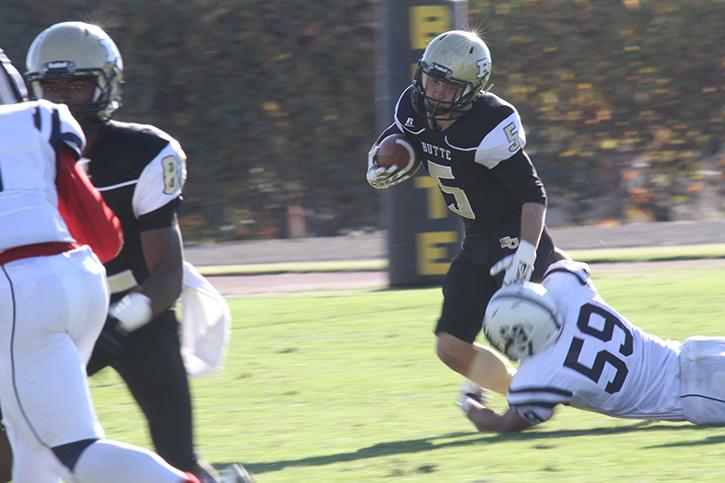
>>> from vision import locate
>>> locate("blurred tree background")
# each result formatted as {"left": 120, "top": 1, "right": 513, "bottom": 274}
{"left": 0, "top": 0, "right": 722, "bottom": 240}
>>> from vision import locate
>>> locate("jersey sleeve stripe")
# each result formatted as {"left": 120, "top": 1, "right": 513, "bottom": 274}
{"left": 49, "top": 106, "right": 61, "bottom": 149}
{"left": 444, "top": 135, "right": 477, "bottom": 152}
{"left": 681, "top": 393, "right": 725, "bottom": 404}
{"left": 508, "top": 395, "right": 571, "bottom": 407}
{"left": 511, "top": 406, "right": 548, "bottom": 424}
{"left": 545, "top": 267, "right": 589, "bottom": 286}
{"left": 32, "top": 106, "right": 41, "bottom": 131}
{"left": 59, "top": 132, "right": 84, "bottom": 157}
{"left": 508, "top": 386, "right": 573, "bottom": 397}
{"left": 95, "top": 179, "right": 138, "bottom": 192}
{"left": 508, "top": 387, "right": 572, "bottom": 407}
{"left": 509, "top": 400, "right": 561, "bottom": 409}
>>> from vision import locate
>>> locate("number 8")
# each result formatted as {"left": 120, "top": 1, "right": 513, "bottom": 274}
{"left": 161, "top": 155, "right": 180, "bottom": 194}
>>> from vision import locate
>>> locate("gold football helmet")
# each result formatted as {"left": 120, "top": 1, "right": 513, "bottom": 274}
{"left": 25, "top": 21, "right": 123, "bottom": 120}
{"left": 412, "top": 30, "right": 492, "bottom": 122}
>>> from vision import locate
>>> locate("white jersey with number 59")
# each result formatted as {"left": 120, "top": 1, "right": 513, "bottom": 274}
{"left": 0, "top": 100, "right": 85, "bottom": 251}
{"left": 507, "top": 260, "right": 684, "bottom": 425}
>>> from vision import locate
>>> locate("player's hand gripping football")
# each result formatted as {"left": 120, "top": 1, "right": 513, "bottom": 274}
{"left": 366, "top": 143, "right": 415, "bottom": 190}
{"left": 490, "top": 239, "right": 537, "bottom": 286}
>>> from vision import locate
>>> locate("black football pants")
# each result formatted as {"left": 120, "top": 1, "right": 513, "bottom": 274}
{"left": 87, "top": 309, "right": 196, "bottom": 471}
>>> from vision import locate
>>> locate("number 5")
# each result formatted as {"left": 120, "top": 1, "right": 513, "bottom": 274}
{"left": 503, "top": 122, "right": 521, "bottom": 153}
{"left": 426, "top": 160, "right": 475, "bottom": 219}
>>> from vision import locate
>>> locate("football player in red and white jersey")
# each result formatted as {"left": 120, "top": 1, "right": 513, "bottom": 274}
{"left": 0, "top": 48, "right": 201, "bottom": 483}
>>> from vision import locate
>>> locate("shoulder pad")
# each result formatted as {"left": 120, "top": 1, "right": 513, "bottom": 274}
{"left": 438, "top": 94, "right": 518, "bottom": 158}
{"left": 394, "top": 85, "right": 427, "bottom": 135}
{"left": 33, "top": 100, "right": 86, "bottom": 156}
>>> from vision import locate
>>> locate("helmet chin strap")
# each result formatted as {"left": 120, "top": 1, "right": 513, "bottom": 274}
{"left": 424, "top": 99, "right": 465, "bottom": 131}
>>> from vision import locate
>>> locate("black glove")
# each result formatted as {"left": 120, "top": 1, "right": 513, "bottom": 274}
{"left": 94, "top": 314, "right": 127, "bottom": 358}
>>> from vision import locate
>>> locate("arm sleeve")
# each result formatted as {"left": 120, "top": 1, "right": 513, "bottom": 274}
{"left": 38, "top": 100, "right": 86, "bottom": 157}
{"left": 55, "top": 145, "right": 123, "bottom": 263}
{"left": 138, "top": 203, "right": 178, "bottom": 231}
{"left": 509, "top": 404, "right": 555, "bottom": 426}
{"left": 474, "top": 110, "right": 526, "bottom": 169}
{"left": 506, "top": 384, "right": 572, "bottom": 426}
{"left": 132, "top": 141, "right": 187, "bottom": 218}
{"left": 491, "top": 150, "right": 547, "bottom": 205}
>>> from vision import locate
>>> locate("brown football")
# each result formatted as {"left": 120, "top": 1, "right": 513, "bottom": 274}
{"left": 375, "top": 134, "right": 420, "bottom": 172}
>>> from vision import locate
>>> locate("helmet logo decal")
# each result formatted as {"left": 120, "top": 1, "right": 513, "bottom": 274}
{"left": 500, "top": 323, "right": 531, "bottom": 355}
{"left": 476, "top": 59, "right": 491, "bottom": 80}
{"left": 44, "top": 60, "right": 76, "bottom": 74}
{"left": 430, "top": 63, "right": 452, "bottom": 78}
{"left": 98, "top": 38, "right": 116, "bottom": 62}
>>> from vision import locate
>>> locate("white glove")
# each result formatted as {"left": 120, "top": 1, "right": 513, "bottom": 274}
{"left": 365, "top": 143, "right": 415, "bottom": 190}
{"left": 456, "top": 381, "right": 490, "bottom": 415}
{"left": 490, "top": 240, "right": 537, "bottom": 286}
{"left": 110, "top": 292, "right": 153, "bottom": 333}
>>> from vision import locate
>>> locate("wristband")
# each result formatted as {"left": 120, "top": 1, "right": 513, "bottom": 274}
{"left": 110, "top": 292, "right": 153, "bottom": 333}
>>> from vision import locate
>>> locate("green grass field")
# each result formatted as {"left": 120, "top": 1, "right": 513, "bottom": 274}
{"left": 91, "top": 262, "right": 725, "bottom": 482}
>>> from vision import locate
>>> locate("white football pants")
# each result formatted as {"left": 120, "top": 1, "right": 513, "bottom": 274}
{"left": 679, "top": 336, "right": 725, "bottom": 425}
{"left": 0, "top": 247, "right": 190, "bottom": 483}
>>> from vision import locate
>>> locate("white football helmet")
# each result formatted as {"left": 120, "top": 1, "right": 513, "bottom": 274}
{"left": 483, "top": 282, "right": 561, "bottom": 361}
{"left": 0, "top": 48, "right": 28, "bottom": 104}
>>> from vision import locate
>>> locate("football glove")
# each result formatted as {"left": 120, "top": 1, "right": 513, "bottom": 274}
{"left": 490, "top": 240, "right": 537, "bottom": 286}
{"left": 109, "top": 292, "right": 152, "bottom": 332}
{"left": 456, "top": 381, "right": 490, "bottom": 415}
{"left": 366, "top": 143, "right": 415, "bottom": 190}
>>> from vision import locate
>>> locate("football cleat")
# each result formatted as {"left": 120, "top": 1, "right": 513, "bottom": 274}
{"left": 220, "top": 463, "right": 255, "bottom": 483}
{"left": 192, "top": 459, "right": 220, "bottom": 483}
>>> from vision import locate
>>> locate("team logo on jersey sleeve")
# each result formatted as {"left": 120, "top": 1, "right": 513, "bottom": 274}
{"left": 499, "top": 236, "right": 519, "bottom": 250}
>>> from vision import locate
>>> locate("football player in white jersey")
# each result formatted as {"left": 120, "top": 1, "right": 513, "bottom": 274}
{"left": 366, "top": 30, "right": 566, "bottom": 396}
{"left": 0, "top": 49, "right": 202, "bottom": 482}
{"left": 458, "top": 259, "right": 725, "bottom": 432}
{"left": 23, "top": 22, "right": 241, "bottom": 482}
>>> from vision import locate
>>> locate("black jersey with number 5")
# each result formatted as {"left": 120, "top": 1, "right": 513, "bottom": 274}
{"left": 85, "top": 120, "right": 186, "bottom": 300}
{"left": 378, "top": 85, "right": 546, "bottom": 237}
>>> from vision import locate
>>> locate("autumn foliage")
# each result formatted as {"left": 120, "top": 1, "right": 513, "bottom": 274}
{"left": 0, "top": 0, "right": 721, "bottom": 239}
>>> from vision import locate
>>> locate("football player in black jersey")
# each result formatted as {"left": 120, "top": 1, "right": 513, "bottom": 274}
{"left": 367, "top": 30, "right": 566, "bottom": 395}
{"left": 23, "top": 22, "right": 231, "bottom": 483}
